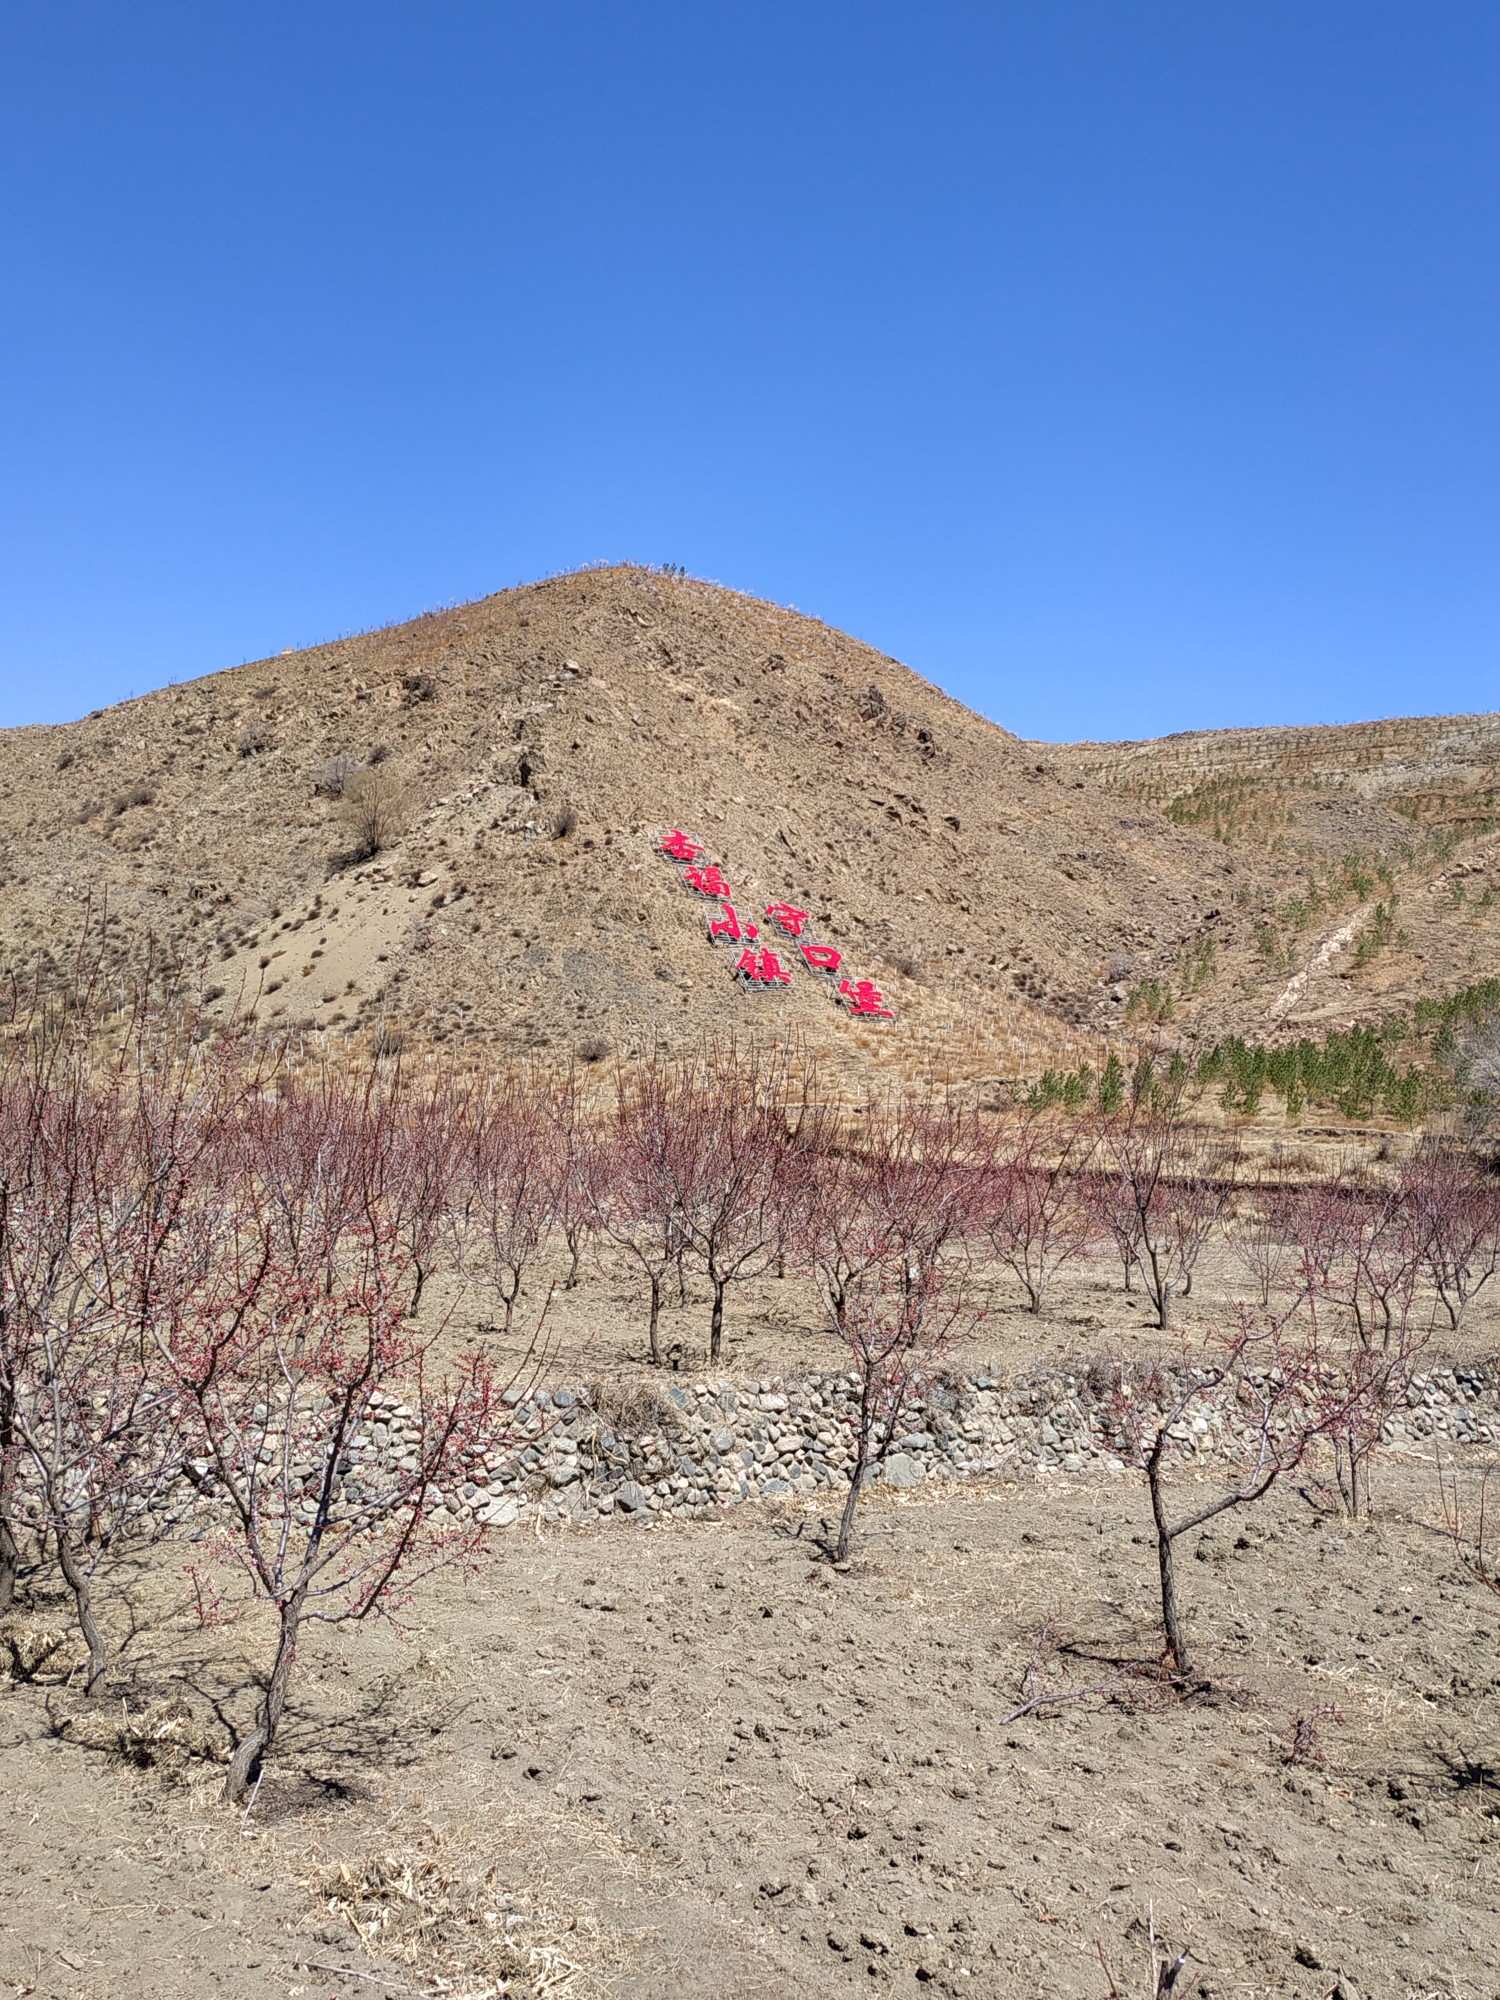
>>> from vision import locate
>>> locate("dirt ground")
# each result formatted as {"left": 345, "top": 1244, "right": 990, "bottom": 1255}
{"left": 442, "top": 1234, "right": 1500, "bottom": 1391}
{"left": 4, "top": 1432, "right": 1500, "bottom": 2000}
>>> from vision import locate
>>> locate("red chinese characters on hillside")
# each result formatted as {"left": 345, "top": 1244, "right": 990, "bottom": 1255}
{"left": 708, "top": 900, "right": 758, "bottom": 943}
{"left": 655, "top": 828, "right": 894, "bottom": 1020}
{"left": 682, "top": 863, "right": 732, "bottom": 899}
{"left": 838, "top": 978, "right": 894, "bottom": 1019}
{"left": 735, "top": 947, "right": 791, "bottom": 987}
{"left": 659, "top": 828, "right": 704, "bottom": 863}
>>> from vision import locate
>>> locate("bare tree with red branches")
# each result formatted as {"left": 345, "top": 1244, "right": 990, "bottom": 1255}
{"left": 451, "top": 1072, "right": 554, "bottom": 1338}
{"left": 593, "top": 1053, "right": 687, "bottom": 1366}
{"left": 1282, "top": 1177, "right": 1432, "bottom": 1515}
{"left": 1340, "top": 1181, "right": 1425, "bottom": 1351}
{"left": 800, "top": 1095, "right": 979, "bottom": 1561}
{"left": 0, "top": 1042, "right": 130, "bottom": 1683}
{"left": 1097, "top": 1112, "right": 1239, "bottom": 1329}
{"left": 542, "top": 1066, "right": 605, "bottom": 1292}
{"left": 649, "top": 1041, "right": 810, "bottom": 1364}
{"left": 1403, "top": 1142, "right": 1500, "bottom": 1333}
{"left": 0, "top": 969, "right": 254, "bottom": 1683}
{"left": 387, "top": 1079, "right": 466, "bottom": 1314}
{"left": 975, "top": 1114, "right": 1100, "bottom": 1314}
{"left": 1110, "top": 1311, "right": 1354, "bottom": 1676}
{"left": 152, "top": 1089, "right": 530, "bottom": 1803}
{"left": 1229, "top": 1184, "right": 1300, "bottom": 1310}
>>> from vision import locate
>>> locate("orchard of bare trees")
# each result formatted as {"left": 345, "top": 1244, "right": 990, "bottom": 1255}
{"left": 4, "top": 969, "right": 1499, "bottom": 1799}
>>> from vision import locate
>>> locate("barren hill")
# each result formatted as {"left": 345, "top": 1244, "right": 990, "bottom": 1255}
{"left": 1, "top": 565, "right": 1496, "bottom": 1081}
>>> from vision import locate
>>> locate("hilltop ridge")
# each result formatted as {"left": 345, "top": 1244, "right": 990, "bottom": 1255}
{"left": 1, "top": 565, "right": 1496, "bottom": 1083}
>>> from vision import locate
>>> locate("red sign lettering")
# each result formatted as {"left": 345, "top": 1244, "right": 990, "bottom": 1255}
{"left": 838, "top": 977, "right": 894, "bottom": 1018}
{"left": 735, "top": 947, "right": 792, "bottom": 987}
{"left": 659, "top": 828, "right": 704, "bottom": 863}
{"left": 800, "top": 941, "right": 843, "bottom": 975}
{"left": 683, "top": 863, "right": 732, "bottom": 898}
{"left": 764, "top": 900, "right": 810, "bottom": 938}
{"left": 709, "top": 900, "right": 759, "bottom": 943}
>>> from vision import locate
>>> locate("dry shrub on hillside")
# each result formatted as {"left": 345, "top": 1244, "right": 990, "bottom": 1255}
{"left": 339, "top": 767, "right": 408, "bottom": 861}
{"left": 313, "top": 752, "right": 361, "bottom": 798}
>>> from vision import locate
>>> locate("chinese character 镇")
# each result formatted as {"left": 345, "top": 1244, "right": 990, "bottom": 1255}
{"left": 659, "top": 828, "right": 704, "bottom": 863}
{"left": 683, "top": 863, "right": 732, "bottom": 898}
{"left": 838, "top": 977, "right": 893, "bottom": 1018}
{"left": 735, "top": 947, "right": 791, "bottom": 987}
{"left": 800, "top": 941, "right": 843, "bottom": 975}
{"left": 708, "top": 900, "right": 759, "bottom": 943}
{"left": 764, "top": 901, "right": 809, "bottom": 938}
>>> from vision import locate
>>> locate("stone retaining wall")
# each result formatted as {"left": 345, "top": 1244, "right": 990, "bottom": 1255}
{"left": 17, "top": 1364, "right": 1495, "bottom": 1545}
{"left": 432, "top": 1360, "right": 1500, "bottom": 1530}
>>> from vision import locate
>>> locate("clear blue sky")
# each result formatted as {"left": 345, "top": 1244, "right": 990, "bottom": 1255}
{"left": 3, "top": 3, "right": 1497, "bottom": 741}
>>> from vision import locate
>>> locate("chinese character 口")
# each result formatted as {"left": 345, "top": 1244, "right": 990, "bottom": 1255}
{"left": 764, "top": 901, "right": 809, "bottom": 938}
{"left": 659, "top": 828, "right": 704, "bottom": 863}
{"left": 838, "top": 977, "right": 893, "bottom": 1018}
{"left": 735, "top": 947, "right": 791, "bottom": 987}
{"left": 799, "top": 941, "right": 843, "bottom": 975}
{"left": 708, "top": 900, "right": 759, "bottom": 943}
{"left": 683, "top": 863, "right": 732, "bottom": 898}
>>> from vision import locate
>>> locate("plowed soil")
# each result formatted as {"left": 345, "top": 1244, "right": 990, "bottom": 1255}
{"left": 4, "top": 1444, "right": 1498, "bottom": 1999}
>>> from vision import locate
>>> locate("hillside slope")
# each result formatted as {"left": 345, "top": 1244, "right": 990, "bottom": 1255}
{"left": 1057, "top": 712, "right": 1500, "bottom": 1044}
{"left": 1, "top": 566, "right": 1495, "bottom": 1081}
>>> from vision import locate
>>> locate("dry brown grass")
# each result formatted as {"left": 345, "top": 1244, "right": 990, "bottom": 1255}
{"left": 307, "top": 1837, "right": 598, "bottom": 1997}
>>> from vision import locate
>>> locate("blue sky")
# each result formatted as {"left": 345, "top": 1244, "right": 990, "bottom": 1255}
{"left": 2, "top": 3, "right": 1497, "bottom": 740}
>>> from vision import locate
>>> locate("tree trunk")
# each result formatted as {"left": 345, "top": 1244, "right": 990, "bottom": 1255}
{"left": 646, "top": 1271, "right": 662, "bottom": 1367}
{"left": 1152, "top": 1260, "right": 1173, "bottom": 1329}
{"left": 835, "top": 1443, "right": 869, "bottom": 1564}
{"left": 0, "top": 1372, "right": 17, "bottom": 1613}
{"left": 54, "top": 1525, "right": 107, "bottom": 1697}
{"left": 0, "top": 1426, "right": 18, "bottom": 1615}
{"left": 0, "top": 1508, "right": 16, "bottom": 1617}
{"left": 224, "top": 1594, "right": 304, "bottom": 1804}
{"left": 1334, "top": 1428, "right": 1370, "bottom": 1520}
{"left": 565, "top": 1232, "right": 583, "bottom": 1291}
{"left": 709, "top": 1278, "right": 726, "bottom": 1363}
{"left": 1146, "top": 1449, "right": 1190, "bottom": 1676}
